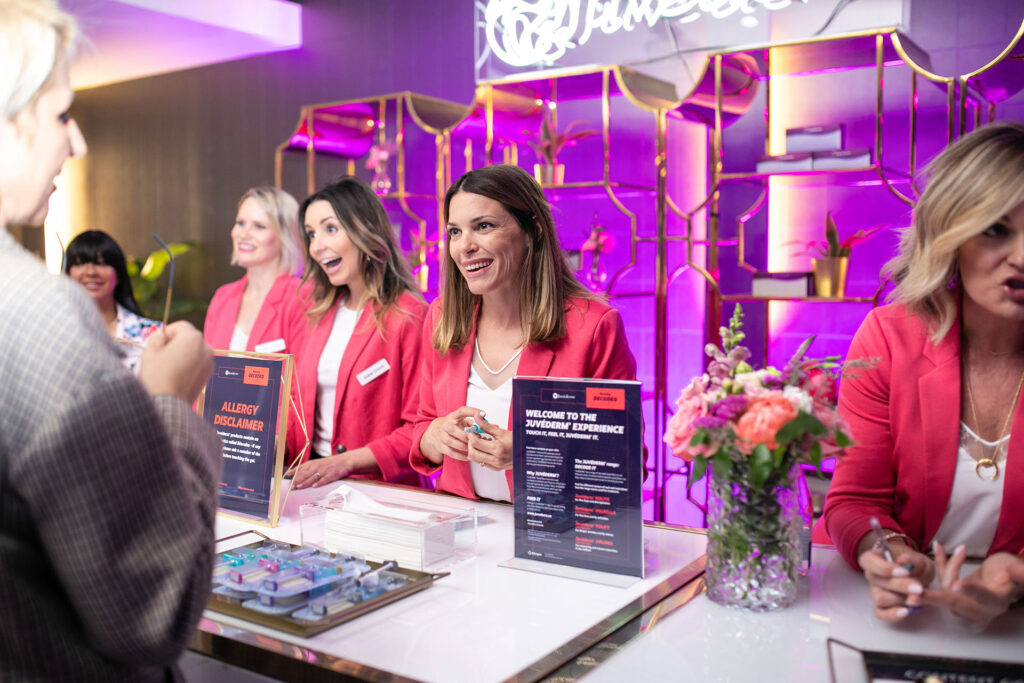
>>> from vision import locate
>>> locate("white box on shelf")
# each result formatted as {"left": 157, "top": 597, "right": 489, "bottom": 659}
{"left": 784, "top": 124, "right": 845, "bottom": 153}
{"left": 755, "top": 153, "right": 813, "bottom": 173}
{"left": 751, "top": 272, "right": 814, "bottom": 297}
{"left": 299, "top": 485, "right": 478, "bottom": 571}
{"left": 811, "top": 148, "right": 872, "bottom": 170}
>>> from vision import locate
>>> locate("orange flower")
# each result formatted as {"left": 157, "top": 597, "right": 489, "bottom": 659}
{"left": 734, "top": 393, "right": 797, "bottom": 454}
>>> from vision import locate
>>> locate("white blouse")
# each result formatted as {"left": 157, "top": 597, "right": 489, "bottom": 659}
{"left": 228, "top": 325, "right": 249, "bottom": 352}
{"left": 312, "top": 303, "right": 360, "bottom": 457}
{"left": 466, "top": 364, "right": 513, "bottom": 502}
{"left": 932, "top": 422, "right": 1008, "bottom": 557}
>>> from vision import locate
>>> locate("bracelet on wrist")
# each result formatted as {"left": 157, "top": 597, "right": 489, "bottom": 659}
{"left": 872, "top": 531, "right": 911, "bottom": 553}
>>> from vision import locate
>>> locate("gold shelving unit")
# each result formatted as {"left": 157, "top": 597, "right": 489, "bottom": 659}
{"left": 275, "top": 92, "right": 473, "bottom": 293}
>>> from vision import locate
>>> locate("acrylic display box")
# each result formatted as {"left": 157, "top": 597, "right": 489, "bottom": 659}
{"left": 299, "top": 484, "right": 479, "bottom": 571}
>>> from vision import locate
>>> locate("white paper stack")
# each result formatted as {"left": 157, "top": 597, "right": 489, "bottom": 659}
{"left": 321, "top": 486, "right": 456, "bottom": 569}
{"left": 785, "top": 124, "right": 844, "bottom": 153}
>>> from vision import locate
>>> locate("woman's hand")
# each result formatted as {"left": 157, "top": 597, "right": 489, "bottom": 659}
{"left": 419, "top": 407, "right": 480, "bottom": 464}
{"left": 857, "top": 538, "right": 935, "bottom": 622}
{"left": 289, "top": 447, "right": 380, "bottom": 489}
{"left": 923, "top": 547, "right": 1024, "bottom": 628}
{"left": 466, "top": 418, "right": 513, "bottom": 471}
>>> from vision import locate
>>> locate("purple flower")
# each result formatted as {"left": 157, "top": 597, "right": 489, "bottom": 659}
{"left": 708, "top": 359, "right": 732, "bottom": 380}
{"left": 692, "top": 415, "right": 728, "bottom": 429}
{"left": 762, "top": 374, "right": 784, "bottom": 390}
{"left": 711, "top": 394, "right": 748, "bottom": 420}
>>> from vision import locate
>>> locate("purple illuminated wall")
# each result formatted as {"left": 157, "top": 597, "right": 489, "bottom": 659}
{"left": 70, "top": 0, "right": 1024, "bottom": 525}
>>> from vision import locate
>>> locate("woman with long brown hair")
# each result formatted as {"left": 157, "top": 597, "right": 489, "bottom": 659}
{"left": 410, "top": 164, "right": 641, "bottom": 501}
{"left": 287, "top": 177, "right": 426, "bottom": 487}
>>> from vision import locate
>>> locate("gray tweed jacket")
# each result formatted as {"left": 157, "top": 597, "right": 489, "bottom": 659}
{"left": 0, "top": 228, "right": 222, "bottom": 681}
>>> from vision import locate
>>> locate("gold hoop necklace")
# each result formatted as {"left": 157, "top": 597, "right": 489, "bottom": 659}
{"left": 963, "top": 364, "right": 1024, "bottom": 480}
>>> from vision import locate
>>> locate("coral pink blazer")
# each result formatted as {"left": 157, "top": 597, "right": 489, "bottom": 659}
{"left": 286, "top": 292, "right": 426, "bottom": 483}
{"left": 203, "top": 274, "right": 307, "bottom": 353}
{"left": 823, "top": 304, "right": 1024, "bottom": 568}
{"left": 410, "top": 296, "right": 639, "bottom": 499}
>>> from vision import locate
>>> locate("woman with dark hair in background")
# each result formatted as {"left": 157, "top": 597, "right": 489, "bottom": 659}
{"left": 410, "top": 164, "right": 641, "bottom": 501}
{"left": 204, "top": 185, "right": 308, "bottom": 353}
{"left": 287, "top": 177, "right": 426, "bottom": 488}
{"left": 64, "top": 229, "right": 159, "bottom": 371}
{"left": 824, "top": 121, "right": 1024, "bottom": 628}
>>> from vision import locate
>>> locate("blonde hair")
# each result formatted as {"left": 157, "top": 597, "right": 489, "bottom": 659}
{"left": 0, "top": 0, "right": 77, "bottom": 123}
{"left": 299, "top": 177, "right": 421, "bottom": 327}
{"left": 884, "top": 121, "right": 1024, "bottom": 341}
{"left": 236, "top": 186, "right": 304, "bottom": 276}
{"left": 432, "top": 164, "right": 594, "bottom": 355}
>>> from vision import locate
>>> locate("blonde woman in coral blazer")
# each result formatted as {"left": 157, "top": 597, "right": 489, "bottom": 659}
{"left": 824, "top": 122, "right": 1024, "bottom": 628}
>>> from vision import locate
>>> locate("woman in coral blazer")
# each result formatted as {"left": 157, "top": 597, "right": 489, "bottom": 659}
{"left": 287, "top": 178, "right": 425, "bottom": 488}
{"left": 204, "top": 187, "right": 307, "bottom": 354}
{"left": 411, "top": 165, "right": 640, "bottom": 501}
{"left": 824, "top": 122, "right": 1024, "bottom": 628}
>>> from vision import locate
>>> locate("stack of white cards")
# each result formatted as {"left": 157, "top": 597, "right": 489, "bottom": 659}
{"left": 320, "top": 486, "right": 459, "bottom": 569}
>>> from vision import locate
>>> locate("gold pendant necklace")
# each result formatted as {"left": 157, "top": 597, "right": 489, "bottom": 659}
{"left": 963, "top": 363, "right": 1024, "bottom": 481}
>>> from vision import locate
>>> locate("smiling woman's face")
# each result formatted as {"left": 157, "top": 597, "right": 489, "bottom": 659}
{"left": 68, "top": 258, "right": 116, "bottom": 306}
{"left": 958, "top": 200, "right": 1024, "bottom": 322}
{"left": 0, "top": 54, "right": 87, "bottom": 228}
{"left": 231, "top": 197, "right": 281, "bottom": 269}
{"left": 445, "top": 191, "right": 529, "bottom": 300}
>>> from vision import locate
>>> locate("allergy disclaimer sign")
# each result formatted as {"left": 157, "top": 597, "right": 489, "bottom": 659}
{"left": 200, "top": 352, "right": 293, "bottom": 525}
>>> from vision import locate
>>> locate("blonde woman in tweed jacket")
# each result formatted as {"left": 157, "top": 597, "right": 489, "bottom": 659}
{"left": 0, "top": 1, "right": 223, "bottom": 680}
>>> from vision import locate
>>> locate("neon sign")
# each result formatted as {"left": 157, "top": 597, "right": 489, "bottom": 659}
{"left": 484, "top": 0, "right": 807, "bottom": 67}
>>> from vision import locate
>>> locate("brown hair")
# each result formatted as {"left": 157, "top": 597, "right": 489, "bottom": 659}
{"left": 432, "top": 164, "right": 593, "bottom": 354}
{"left": 884, "top": 121, "right": 1024, "bottom": 341}
{"left": 299, "top": 177, "right": 421, "bottom": 328}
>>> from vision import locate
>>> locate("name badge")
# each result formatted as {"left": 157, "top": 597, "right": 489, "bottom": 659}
{"left": 254, "top": 338, "right": 286, "bottom": 353}
{"left": 356, "top": 358, "right": 390, "bottom": 386}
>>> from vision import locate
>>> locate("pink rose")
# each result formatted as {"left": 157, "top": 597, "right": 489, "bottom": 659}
{"left": 734, "top": 393, "right": 798, "bottom": 454}
{"left": 664, "top": 377, "right": 711, "bottom": 460}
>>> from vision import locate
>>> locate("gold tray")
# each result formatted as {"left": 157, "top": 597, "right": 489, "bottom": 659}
{"left": 207, "top": 539, "right": 449, "bottom": 638}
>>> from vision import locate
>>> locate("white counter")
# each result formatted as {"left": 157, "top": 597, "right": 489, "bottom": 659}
{"left": 197, "top": 480, "right": 707, "bottom": 682}
{"left": 581, "top": 547, "right": 1024, "bottom": 683}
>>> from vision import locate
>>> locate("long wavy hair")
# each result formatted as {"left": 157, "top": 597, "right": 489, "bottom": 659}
{"left": 884, "top": 121, "right": 1024, "bottom": 341}
{"left": 299, "top": 177, "right": 420, "bottom": 329}
{"left": 63, "top": 230, "right": 146, "bottom": 317}
{"left": 432, "top": 164, "right": 593, "bottom": 354}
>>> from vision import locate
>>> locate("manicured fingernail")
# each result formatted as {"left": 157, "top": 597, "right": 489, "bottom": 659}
{"left": 892, "top": 566, "right": 910, "bottom": 577}
{"left": 895, "top": 607, "right": 909, "bottom": 618}
{"left": 907, "top": 582, "right": 923, "bottom": 595}
{"left": 954, "top": 544, "right": 966, "bottom": 556}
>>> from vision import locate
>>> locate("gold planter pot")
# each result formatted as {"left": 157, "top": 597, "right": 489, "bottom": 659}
{"left": 533, "top": 163, "right": 565, "bottom": 186}
{"left": 812, "top": 256, "right": 849, "bottom": 298}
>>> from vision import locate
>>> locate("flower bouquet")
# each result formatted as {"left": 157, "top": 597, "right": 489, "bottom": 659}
{"left": 665, "top": 305, "right": 854, "bottom": 611}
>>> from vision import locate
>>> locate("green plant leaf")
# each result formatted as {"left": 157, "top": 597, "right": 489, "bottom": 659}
{"left": 140, "top": 241, "right": 196, "bottom": 280}
{"left": 825, "top": 212, "right": 840, "bottom": 257}
{"left": 751, "top": 444, "right": 772, "bottom": 488}
{"left": 689, "top": 456, "right": 709, "bottom": 485}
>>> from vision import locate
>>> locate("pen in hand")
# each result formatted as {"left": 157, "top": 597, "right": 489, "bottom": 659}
{"left": 869, "top": 516, "right": 915, "bottom": 572}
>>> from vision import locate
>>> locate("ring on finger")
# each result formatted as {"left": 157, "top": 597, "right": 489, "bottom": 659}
{"left": 314, "top": 472, "right": 322, "bottom": 479}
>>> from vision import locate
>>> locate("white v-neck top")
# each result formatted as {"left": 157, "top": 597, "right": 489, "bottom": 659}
{"left": 932, "top": 422, "right": 1008, "bottom": 557}
{"left": 229, "top": 325, "right": 249, "bottom": 352}
{"left": 466, "top": 364, "right": 513, "bottom": 502}
{"left": 312, "top": 303, "right": 360, "bottom": 457}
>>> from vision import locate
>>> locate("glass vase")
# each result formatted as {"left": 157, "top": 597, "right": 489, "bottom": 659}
{"left": 704, "top": 462, "right": 801, "bottom": 612}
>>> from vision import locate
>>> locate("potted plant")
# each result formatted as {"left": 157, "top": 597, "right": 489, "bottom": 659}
{"left": 799, "top": 212, "right": 880, "bottom": 298}
{"left": 524, "top": 110, "right": 598, "bottom": 186}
